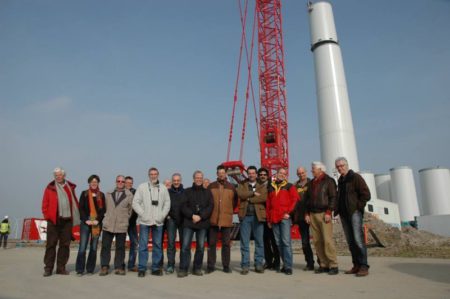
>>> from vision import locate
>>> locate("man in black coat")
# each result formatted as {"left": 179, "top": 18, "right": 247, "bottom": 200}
{"left": 165, "top": 173, "right": 187, "bottom": 274}
{"left": 178, "top": 170, "right": 214, "bottom": 278}
{"left": 335, "top": 157, "right": 371, "bottom": 277}
{"left": 292, "top": 166, "right": 315, "bottom": 271}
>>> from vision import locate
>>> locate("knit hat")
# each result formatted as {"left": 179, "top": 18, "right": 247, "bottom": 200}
{"left": 4, "top": 215, "right": 8, "bottom": 219}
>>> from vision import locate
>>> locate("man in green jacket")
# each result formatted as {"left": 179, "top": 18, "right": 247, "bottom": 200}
{"left": 237, "top": 166, "right": 267, "bottom": 275}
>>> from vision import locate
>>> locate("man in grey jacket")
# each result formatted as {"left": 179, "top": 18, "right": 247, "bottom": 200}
{"left": 133, "top": 167, "right": 170, "bottom": 277}
{"left": 99, "top": 175, "right": 133, "bottom": 276}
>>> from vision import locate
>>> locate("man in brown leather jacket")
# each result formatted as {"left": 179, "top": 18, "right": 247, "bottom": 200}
{"left": 206, "top": 165, "right": 238, "bottom": 273}
{"left": 304, "top": 162, "right": 339, "bottom": 275}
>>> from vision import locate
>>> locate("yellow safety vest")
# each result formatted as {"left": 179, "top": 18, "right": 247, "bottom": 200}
{"left": 0, "top": 222, "right": 9, "bottom": 234}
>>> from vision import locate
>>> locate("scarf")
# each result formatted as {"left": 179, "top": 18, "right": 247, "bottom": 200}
{"left": 88, "top": 190, "right": 101, "bottom": 237}
{"left": 55, "top": 181, "right": 80, "bottom": 226}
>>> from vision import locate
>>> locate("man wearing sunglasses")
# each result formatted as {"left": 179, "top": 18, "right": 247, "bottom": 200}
{"left": 100, "top": 175, "right": 134, "bottom": 276}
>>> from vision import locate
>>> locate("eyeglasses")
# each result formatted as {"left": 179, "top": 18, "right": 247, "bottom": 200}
{"left": 336, "top": 164, "right": 346, "bottom": 168}
{"left": 116, "top": 180, "right": 125, "bottom": 183}
{"left": 259, "top": 173, "right": 268, "bottom": 177}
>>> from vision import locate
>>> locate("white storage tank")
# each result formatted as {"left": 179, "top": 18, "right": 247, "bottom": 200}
{"left": 358, "top": 171, "right": 377, "bottom": 202}
{"left": 390, "top": 166, "right": 420, "bottom": 223}
{"left": 419, "top": 167, "right": 450, "bottom": 216}
{"left": 375, "top": 174, "right": 391, "bottom": 202}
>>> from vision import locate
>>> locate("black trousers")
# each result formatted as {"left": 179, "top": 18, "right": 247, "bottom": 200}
{"left": 207, "top": 226, "right": 231, "bottom": 269}
{"left": 263, "top": 222, "right": 280, "bottom": 268}
{"left": 100, "top": 231, "right": 126, "bottom": 270}
{"left": 298, "top": 220, "right": 315, "bottom": 267}
{"left": 43, "top": 218, "right": 72, "bottom": 272}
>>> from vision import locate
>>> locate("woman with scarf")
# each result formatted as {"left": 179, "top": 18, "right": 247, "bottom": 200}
{"left": 75, "top": 174, "right": 106, "bottom": 276}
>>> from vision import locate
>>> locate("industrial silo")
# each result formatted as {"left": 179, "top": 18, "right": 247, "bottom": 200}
{"left": 359, "top": 171, "right": 377, "bottom": 202}
{"left": 390, "top": 166, "right": 420, "bottom": 223}
{"left": 375, "top": 174, "right": 391, "bottom": 202}
{"left": 419, "top": 167, "right": 450, "bottom": 216}
{"left": 308, "top": 1, "right": 360, "bottom": 173}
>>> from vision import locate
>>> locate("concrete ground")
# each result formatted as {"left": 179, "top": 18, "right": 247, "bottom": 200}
{"left": 0, "top": 247, "right": 449, "bottom": 299}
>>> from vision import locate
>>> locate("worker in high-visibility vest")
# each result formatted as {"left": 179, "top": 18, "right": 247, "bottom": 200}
{"left": 0, "top": 216, "right": 11, "bottom": 249}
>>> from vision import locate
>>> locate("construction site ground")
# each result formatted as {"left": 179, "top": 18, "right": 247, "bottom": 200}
{"left": 0, "top": 246, "right": 449, "bottom": 299}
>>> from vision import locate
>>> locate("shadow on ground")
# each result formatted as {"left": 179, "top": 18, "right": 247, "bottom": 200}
{"left": 389, "top": 263, "right": 450, "bottom": 284}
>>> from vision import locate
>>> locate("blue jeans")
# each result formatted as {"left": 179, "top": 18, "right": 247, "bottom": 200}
{"left": 0, "top": 233, "right": 8, "bottom": 248}
{"left": 240, "top": 216, "right": 264, "bottom": 268}
{"left": 179, "top": 227, "right": 207, "bottom": 272}
{"left": 166, "top": 218, "right": 183, "bottom": 268}
{"left": 341, "top": 210, "right": 368, "bottom": 267}
{"left": 75, "top": 222, "right": 100, "bottom": 273}
{"left": 272, "top": 219, "right": 293, "bottom": 270}
{"left": 138, "top": 225, "right": 163, "bottom": 272}
{"left": 127, "top": 225, "right": 138, "bottom": 269}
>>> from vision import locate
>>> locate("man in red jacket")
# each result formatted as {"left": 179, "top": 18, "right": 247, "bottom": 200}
{"left": 41, "top": 167, "right": 80, "bottom": 277}
{"left": 266, "top": 167, "right": 299, "bottom": 275}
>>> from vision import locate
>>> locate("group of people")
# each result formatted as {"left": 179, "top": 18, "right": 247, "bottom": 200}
{"left": 41, "top": 156, "right": 371, "bottom": 278}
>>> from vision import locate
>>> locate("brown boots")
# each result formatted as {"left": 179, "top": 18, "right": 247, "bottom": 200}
{"left": 356, "top": 266, "right": 369, "bottom": 277}
{"left": 344, "top": 265, "right": 359, "bottom": 274}
{"left": 345, "top": 264, "right": 369, "bottom": 276}
{"left": 99, "top": 267, "right": 109, "bottom": 276}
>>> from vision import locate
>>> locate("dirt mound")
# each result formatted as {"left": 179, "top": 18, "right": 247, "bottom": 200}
{"left": 332, "top": 213, "right": 450, "bottom": 258}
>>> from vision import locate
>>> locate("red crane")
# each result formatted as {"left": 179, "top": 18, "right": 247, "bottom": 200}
{"left": 225, "top": 0, "right": 289, "bottom": 177}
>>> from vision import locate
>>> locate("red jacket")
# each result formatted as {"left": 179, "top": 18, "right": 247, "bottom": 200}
{"left": 266, "top": 181, "right": 299, "bottom": 224}
{"left": 42, "top": 180, "right": 79, "bottom": 225}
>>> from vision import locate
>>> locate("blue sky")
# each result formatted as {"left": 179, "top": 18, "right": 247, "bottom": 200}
{"left": 1, "top": 0, "right": 449, "bottom": 228}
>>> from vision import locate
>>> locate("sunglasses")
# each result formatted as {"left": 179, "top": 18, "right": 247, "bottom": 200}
{"left": 116, "top": 180, "right": 125, "bottom": 183}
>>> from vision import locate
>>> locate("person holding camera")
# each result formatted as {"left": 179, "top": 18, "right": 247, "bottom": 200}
{"left": 132, "top": 167, "right": 170, "bottom": 277}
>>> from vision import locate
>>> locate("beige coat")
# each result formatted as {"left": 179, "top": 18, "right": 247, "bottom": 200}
{"left": 236, "top": 180, "right": 267, "bottom": 222}
{"left": 102, "top": 189, "right": 133, "bottom": 233}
